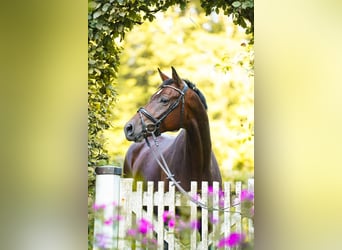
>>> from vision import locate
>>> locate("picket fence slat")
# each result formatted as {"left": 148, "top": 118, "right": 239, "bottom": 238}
{"left": 208, "top": 181, "right": 218, "bottom": 247}
{"left": 113, "top": 178, "right": 254, "bottom": 249}
{"left": 136, "top": 181, "right": 143, "bottom": 221}
{"left": 200, "top": 181, "right": 208, "bottom": 250}
{"left": 235, "top": 181, "right": 242, "bottom": 235}
{"left": 118, "top": 178, "right": 132, "bottom": 248}
{"left": 167, "top": 182, "right": 175, "bottom": 249}
{"left": 146, "top": 181, "right": 154, "bottom": 239}
{"left": 223, "top": 182, "right": 231, "bottom": 250}
{"left": 157, "top": 181, "right": 164, "bottom": 249}
{"left": 190, "top": 181, "right": 197, "bottom": 249}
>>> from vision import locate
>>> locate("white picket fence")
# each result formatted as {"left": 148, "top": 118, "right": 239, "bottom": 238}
{"left": 93, "top": 166, "right": 254, "bottom": 250}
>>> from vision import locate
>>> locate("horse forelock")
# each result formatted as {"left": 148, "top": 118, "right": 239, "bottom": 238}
{"left": 158, "top": 79, "right": 208, "bottom": 110}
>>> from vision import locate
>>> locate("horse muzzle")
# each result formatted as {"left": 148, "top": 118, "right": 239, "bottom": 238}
{"left": 124, "top": 122, "right": 161, "bottom": 142}
{"left": 124, "top": 123, "right": 138, "bottom": 142}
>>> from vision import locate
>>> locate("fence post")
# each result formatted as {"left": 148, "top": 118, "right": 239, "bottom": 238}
{"left": 93, "top": 165, "right": 122, "bottom": 250}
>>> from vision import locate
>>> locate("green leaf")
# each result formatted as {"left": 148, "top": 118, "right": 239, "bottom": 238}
{"left": 102, "top": 3, "right": 110, "bottom": 12}
{"left": 88, "top": 2, "right": 98, "bottom": 10}
{"left": 232, "top": 1, "right": 241, "bottom": 7}
{"left": 93, "top": 10, "right": 103, "bottom": 19}
{"left": 95, "top": 23, "right": 103, "bottom": 30}
{"left": 117, "top": 25, "right": 123, "bottom": 33}
{"left": 242, "top": 1, "right": 254, "bottom": 9}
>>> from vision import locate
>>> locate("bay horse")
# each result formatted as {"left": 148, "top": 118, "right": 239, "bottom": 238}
{"left": 123, "top": 67, "right": 222, "bottom": 191}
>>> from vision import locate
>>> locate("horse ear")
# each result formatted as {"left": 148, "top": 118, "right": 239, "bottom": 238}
{"left": 158, "top": 68, "right": 170, "bottom": 81}
{"left": 171, "top": 66, "right": 183, "bottom": 87}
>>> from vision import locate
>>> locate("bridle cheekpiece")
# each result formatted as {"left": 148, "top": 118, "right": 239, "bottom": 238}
{"left": 137, "top": 81, "right": 189, "bottom": 139}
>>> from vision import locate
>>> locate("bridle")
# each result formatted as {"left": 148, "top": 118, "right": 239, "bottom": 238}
{"left": 136, "top": 81, "right": 242, "bottom": 212}
{"left": 137, "top": 82, "right": 189, "bottom": 139}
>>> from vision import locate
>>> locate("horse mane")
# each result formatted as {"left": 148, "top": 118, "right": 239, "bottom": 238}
{"left": 160, "top": 79, "right": 208, "bottom": 110}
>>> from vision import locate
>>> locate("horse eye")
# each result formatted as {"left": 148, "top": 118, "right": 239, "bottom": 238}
{"left": 160, "top": 97, "right": 169, "bottom": 105}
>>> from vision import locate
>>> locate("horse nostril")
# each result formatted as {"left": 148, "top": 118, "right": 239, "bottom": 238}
{"left": 125, "top": 123, "right": 134, "bottom": 136}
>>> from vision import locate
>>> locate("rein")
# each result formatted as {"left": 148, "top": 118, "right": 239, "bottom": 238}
{"left": 146, "top": 133, "right": 241, "bottom": 213}
{"left": 138, "top": 82, "right": 241, "bottom": 212}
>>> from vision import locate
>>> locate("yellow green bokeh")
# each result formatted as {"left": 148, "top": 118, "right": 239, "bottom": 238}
{"left": 103, "top": 4, "right": 254, "bottom": 183}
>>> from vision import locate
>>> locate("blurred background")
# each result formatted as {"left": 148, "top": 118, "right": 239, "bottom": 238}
{"left": 102, "top": 2, "right": 254, "bottom": 182}
{"left": 1, "top": 0, "right": 342, "bottom": 249}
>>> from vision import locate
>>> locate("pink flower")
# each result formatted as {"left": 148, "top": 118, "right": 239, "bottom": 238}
{"left": 192, "top": 193, "right": 200, "bottom": 202}
{"left": 104, "top": 217, "right": 113, "bottom": 225}
{"left": 219, "top": 197, "right": 225, "bottom": 207}
{"left": 217, "top": 238, "right": 226, "bottom": 248}
{"left": 168, "top": 219, "right": 175, "bottom": 228}
{"left": 163, "top": 211, "right": 175, "bottom": 228}
{"left": 150, "top": 238, "right": 158, "bottom": 245}
{"left": 176, "top": 220, "right": 187, "bottom": 231}
{"left": 114, "top": 214, "right": 123, "bottom": 221}
{"left": 95, "top": 233, "right": 110, "bottom": 248}
{"left": 162, "top": 211, "right": 172, "bottom": 222}
{"left": 190, "top": 220, "right": 199, "bottom": 230}
{"left": 217, "top": 232, "right": 245, "bottom": 248}
{"left": 241, "top": 189, "right": 254, "bottom": 202}
{"left": 208, "top": 186, "right": 213, "bottom": 194}
{"left": 138, "top": 218, "right": 153, "bottom": 235}
{"left": 227, "top": 232, "right": 244, "bottom": 246}
{"left": 210, "top": 215, "right": 219, "bottom": 224}
{"left": 141, "top": 237, "right": 148, "bottom": 245}
{"left": 92, "top": 203, "right": 106, "bottom": 211}
{"left": 127, "top": 228, "right": 137, "bottom": 236}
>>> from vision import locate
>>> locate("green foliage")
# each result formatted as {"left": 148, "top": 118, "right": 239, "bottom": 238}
{"left": 88, "top": 0, "right": 254, "bottom": 248}
{"left": 200, "top": 0, "right": 254, "bottom": 35}
{"left": 88, "top": 1, "right": 187, "bottom": 248}
{"left": 88, "top": 0, "right": 189, "bottom": 167}
{"left": 88, "top": 166, "right": 96, "bottom": 249}
{"left": 88, "top": 0, "right": 254, "bottom": 168}
{"left": 103, "top": 4, "right": 253, "bottom": 182}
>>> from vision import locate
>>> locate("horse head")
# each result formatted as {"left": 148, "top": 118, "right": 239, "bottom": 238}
{"left": 123, "top": 67, "right": 222, "bottom": 193}
{"left": 124, "top": 67, "right": 193, "bottom": 142}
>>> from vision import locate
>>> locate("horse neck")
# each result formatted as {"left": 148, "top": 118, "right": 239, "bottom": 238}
{"left": 183, "top": 109, "right": 212, "bottom": 174}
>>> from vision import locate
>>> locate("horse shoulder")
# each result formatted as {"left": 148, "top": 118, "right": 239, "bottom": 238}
{"left": 123, "top": 146, "right": 133, "bottom": 178}
{"left": 156, "top": 133, "right": 176, "bottom": 148}
{"left": 123, "top": 141, "right": 145, "bottom": 177}
{"left": 123, "top": 134, "right": 177, "bottom": 181}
